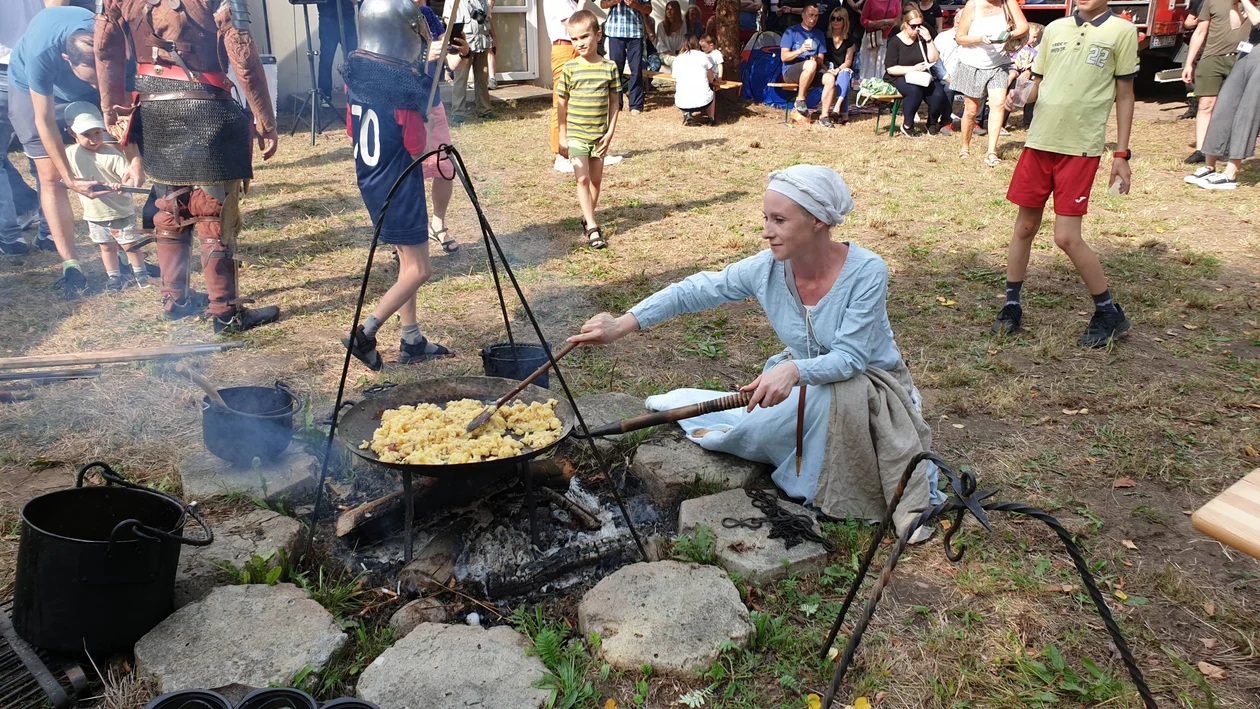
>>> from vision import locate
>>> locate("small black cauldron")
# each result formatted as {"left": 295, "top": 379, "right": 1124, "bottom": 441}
{"left": 201, "top": 382, "right": 299, "bottom": 466}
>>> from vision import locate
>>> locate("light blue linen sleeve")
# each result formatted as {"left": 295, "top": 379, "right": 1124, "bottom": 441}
{"left": 628, "top": 251, "right": 768, "bottom": 329}
{"left": 794, "top": 259, "right": 891, "bottom": 385}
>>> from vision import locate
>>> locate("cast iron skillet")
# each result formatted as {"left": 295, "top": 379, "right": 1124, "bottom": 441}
{"left": 335, "top": 376, "right": 575, "bottom": 479}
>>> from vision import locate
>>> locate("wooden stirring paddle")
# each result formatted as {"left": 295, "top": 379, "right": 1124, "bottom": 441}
{"left": 176, "top": 362, "right": 230, "bottom": 409}
{"left": 465, "top": 341, "right": 579, "bottom": 432}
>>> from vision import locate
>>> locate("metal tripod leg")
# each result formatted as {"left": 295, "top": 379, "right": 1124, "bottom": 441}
{"left": 520, "top": 460, "right": 540, "bottom": 552}
{"left": 403, "top": 470, "right": 414, "bottom": 564}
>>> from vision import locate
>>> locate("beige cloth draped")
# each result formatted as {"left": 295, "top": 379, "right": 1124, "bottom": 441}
{"left": 814, "top": 361, "right": 933, "bottom": 537}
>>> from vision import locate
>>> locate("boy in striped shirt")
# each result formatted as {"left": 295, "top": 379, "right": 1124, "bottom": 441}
{"left": 556, "top": 10, "right": 621, "bottom": 249}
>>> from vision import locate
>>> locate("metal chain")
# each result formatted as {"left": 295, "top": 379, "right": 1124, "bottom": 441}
{"left": 722, "top": 488, "right": 836, "bottom": 552}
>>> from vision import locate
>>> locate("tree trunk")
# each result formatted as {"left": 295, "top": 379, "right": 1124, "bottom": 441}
{"left": 715, "top": 0, "right": 742, "bottom": 82}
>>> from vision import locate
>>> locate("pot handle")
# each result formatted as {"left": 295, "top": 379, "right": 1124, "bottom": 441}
{"left": 79, "top": 462, "right": 216, "bottom": 547}
{"left": 274, "top": 381, "right": 300, "bottom": 410}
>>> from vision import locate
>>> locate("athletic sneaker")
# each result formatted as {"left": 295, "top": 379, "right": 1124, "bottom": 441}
{"left": 926, "top": 123, "right": 940, "bottom": 136}
{"left": 35, "top": 236, "right": 57, "bottom": 252}
{"left": 793, "top": 100, "right": 807, "bottom": 113}
{"left": 1077, "top": 305, "right": 1130, "bottom": 348}
{"left": 1184, "top": 166, "right": 1214, "bottom": 185}
{"left": 398, "top": 336, "right": 454, "bottom": 364}
{"left": 553, "top": 155, "right": 575, "bottom": 173}
{"left": 0, "top": 240, "right": 29, "bottom": 255}
{"left": 342, "top": 325, "right": 383, "bottom": 371}
{"left": 1198, "top": 172, "right": 1237, "bottom": 190}
{"left": 900, "top": 124, "right": 920, "bottom": 138}
{"left": 973, "top": 125, "right": 988, "bottom": 136}
{"left": 106, "top": 274, "right": 127, "bottom": 292}
{"left": 819, "top": 116, "right": 835, "bottom": 128}
{"left": 60, "top": 266, "right": 88, "bottom": 300}
{"left": 990, "top": 303, "right": 1022, "bottom": 336}
{"left": 1184, "top": 150, "right": 1206, "bottom": 164}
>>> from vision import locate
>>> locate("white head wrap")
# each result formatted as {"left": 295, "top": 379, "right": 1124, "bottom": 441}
{"left": 765, "top": 165, "right": 855, "bottom": 226}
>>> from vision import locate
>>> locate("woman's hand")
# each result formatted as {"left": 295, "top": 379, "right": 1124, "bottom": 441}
{"left": 740, "top": 361, "right": 800, "bottom": 411}
{"left": 568, "top": 312, "right": 640, "bottom": 345}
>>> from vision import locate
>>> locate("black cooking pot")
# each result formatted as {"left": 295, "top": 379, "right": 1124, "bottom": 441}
{"left": 13, "top": 463, "right": 213, "bottom": 655}
{"left": 202, "top": 382, "right": 298, "bottom": 466}
{"left": 321, "top": 699, "right": 381, "bottom": 708}
{"left": 236, "top": 688, "right": 318, "bottom": 709}
{"left": 481, "top": 342, "right": 552, "bottom": 388}
{"left": 144, "top": 690, "right": 233, "bottom": 709}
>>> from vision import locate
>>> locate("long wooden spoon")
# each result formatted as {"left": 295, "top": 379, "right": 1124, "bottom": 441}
{"left": 464, "top": 341, "right": 580, "bottom": 432}
{"left": 176, "top": 362, "right": 230, "bottom": 409}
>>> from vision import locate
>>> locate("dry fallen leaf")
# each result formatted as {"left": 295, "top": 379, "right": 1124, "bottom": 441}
{"left": 1063, "top": 408, "right": 1081, "bottom": 415}
{"left": 940, "top": 518, "right": 953, "bottom": 530}
{"left": 1183, "top": 323, "right": 1200, "bottom": 330}
{"left": 1122, "top": 539, "right": 1138, "bottom": 550}
{"left": 1114, "top": 477, "right": 1137, "bottom": 489}
{"left": 1114, "top": 590, "right": 1129, "bottom": 601}
{"left": 827, "top": 647, "right": 840, "bottom": 662}
{"left": 1084, "top": 456, "right": 1098, "bottom": 464}
{"left": 1197, "top": 661, "right": 1228, "bottom": 680}
{"left": 1244, "top": 445, "right": 1258, "bottom": 458}
{"left": 952, "top": 423, "right": 965, "bottom": 429}
{"left": 1200, "top": 638, "right": 1219, "bottom": 650}
{"left": 1061, "top": 584, "right": 1080, "bottom": 593}
{"left": 605, "top": 700, "right": 618, "bottom": 709}
{"left": 1204, "top": 602, "right": 1216, "bottom": 616}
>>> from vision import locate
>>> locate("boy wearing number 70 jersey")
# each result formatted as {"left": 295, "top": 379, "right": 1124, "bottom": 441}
{"left": 339, "top": 0, "right": 460, "bottom": 370}
{"left": 991, "top": 0, "right": 1138, "bottom": 349}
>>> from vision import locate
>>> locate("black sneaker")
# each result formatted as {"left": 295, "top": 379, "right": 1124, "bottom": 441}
{"left": 341, "top": 325, "right": 383, "bottom": 371}
{"left": 398, "top": 336, "right": 454, "bottom": 364}
{"left": 926, "top": 123, "right": 940, "bottom": 136}
{"left": 820, "top": 116, "right": 835, "bottom": 128}
{"left": 35, "top": 236, "right": 57, "bottom": 252}
{"left": 106, "top": 274, "right": 127, "bottom": 292}
{"left": 0, "top": 240, "right": 29, "bottom": 255}
{"left": 900, "top": 124, "right": 920, "bottom": 138}
{"left": 1184, "top": 150, "right": 1206, "bottom": 164}
{"left": 1077, "top": 306, "right": 1130, "bottom": 348}
{"left": 990, "top": 303, "right": 1022, "bottom": 336}
{"left": 60, "top": 266, "right": 88, "bottom": 300}
{"left": 213, "top": 305, "right": 281, "bottom": 334}
{"left": 973, "top": 125, "right": 988, "bottom": 136}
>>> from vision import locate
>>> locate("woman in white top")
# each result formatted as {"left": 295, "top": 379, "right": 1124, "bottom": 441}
{"left": 673, "top": 34, "right": 718, "bottom": 125}
{"left": 952, "top": 0, "right": 1026, "bottom": 166}
{"left": 656, "top": 1, "right": 686, "bottom": 67}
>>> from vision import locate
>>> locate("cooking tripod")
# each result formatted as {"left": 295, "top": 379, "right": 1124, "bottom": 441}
{"left": 310, "top": 145, "right": 648, "bottom": 565}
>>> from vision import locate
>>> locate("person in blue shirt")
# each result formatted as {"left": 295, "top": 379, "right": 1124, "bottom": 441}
{"left": 8, "top": 5, "right": 141, "bottom": 298}
{"left": 780, "top": 3, "right": 827, "bottom": 113}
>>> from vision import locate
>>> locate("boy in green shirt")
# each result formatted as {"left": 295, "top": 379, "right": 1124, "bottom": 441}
{"left": 992, "top": 0, "right": 1137, "bottom": 348}
{"left": 556, "top": 10, "right": 621, "bottom": 250}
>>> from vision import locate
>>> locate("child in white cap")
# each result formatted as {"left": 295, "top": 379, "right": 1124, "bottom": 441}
{"left": 64, "top": 101, "right": 156, "bottom": 291}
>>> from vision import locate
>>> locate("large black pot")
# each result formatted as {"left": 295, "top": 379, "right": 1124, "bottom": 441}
{"left": 321, "top": 699, "right": 381, "bottom": 708}
{"left": 236, "top": 688, "right": 318, "bottom": 709}
{"left": 144, "top": 690, "right": 233, "bottom": 709}
{"left": 13, "top": 463, "right": 213, "bottom": 655}
{"left": 202, "top": 382, "right": 298, "bottom": 466}
{"left": 481, "top": 342, "right": 552, "bottom": 388}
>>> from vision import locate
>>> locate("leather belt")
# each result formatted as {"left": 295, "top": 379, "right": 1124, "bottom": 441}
{"left": 137, "top": 89, "right": 231, "bottom": 102}
{"left": 136, "top": 63, "right": 231, "bottom": 92}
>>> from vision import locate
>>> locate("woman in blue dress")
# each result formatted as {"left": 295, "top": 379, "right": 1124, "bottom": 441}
{"left": 569, "top": 165, "right": 941, "bottom": 535}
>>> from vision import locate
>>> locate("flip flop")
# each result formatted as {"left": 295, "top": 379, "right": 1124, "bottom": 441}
{"left": 583, "top": 225, "right": 607, "bottom": 250}
{"left": 429, "top": 226, "right": 458, "bottom": 253}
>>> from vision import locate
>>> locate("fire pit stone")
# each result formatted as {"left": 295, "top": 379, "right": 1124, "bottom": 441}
{"left": 135, "top": 583, "right": 347, "bottom": 693}
{"left": 679, "top": 489, "right": 828, "bottom": 583}
{"left": 180, "top": 448, "right": 318, "bottom": 502}
{"left": 578, "top": 560, "right": 753, "bottom": 677}
{"left": 631, "top": 437, "right": 770, "bottom": 505}
{"left": 174, "top": 508, "right": 303, "bottom": 607}
{"left": 357, "top": 623, "right": 550, "bottom": 709}
{"left": 387, "top": 597, "right": 452, "bottom": 637}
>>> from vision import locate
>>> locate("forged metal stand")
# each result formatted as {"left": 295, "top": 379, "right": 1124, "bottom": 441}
{"left": 520, "top": 460, "right": 540, "bottom": 550}
{"left": 309, "top": 145, "right": 647, "bottom": 566}
{"left": 817, "top": 452, "right": 1158, "bottom": 709}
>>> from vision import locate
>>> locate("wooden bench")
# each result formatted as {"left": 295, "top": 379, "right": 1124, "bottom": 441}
{"left": 1192, "top": 468, "right": 1260, "bottom": 559}
{"left": 859, "top": 92, "right": 905, "bottom": 137}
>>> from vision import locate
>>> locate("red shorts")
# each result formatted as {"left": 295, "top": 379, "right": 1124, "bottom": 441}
{"left": 1006, "top": 147, "right": 1102, "bottom": 217}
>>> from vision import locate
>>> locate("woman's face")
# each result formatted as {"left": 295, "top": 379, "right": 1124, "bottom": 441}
{"left": 762, "top": 191, "right": 827, "bottom": 260}
{"left": 666, "top": 2, "right": 681, "bottom": 21}
{"left": 829, "top": 11, "right": 847, "bottom": 35}
{"left": 903, "top": 14, "right": 923, "bottom": 35}
{"left": 687, "top": 6, "right": 701, "bottom": 23}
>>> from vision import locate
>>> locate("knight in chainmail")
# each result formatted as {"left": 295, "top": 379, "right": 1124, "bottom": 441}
{"left": 95, "top": 0, "right": 280, "bottom": 332}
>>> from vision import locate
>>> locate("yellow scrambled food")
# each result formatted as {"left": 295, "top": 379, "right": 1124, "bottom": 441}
{"left": 361, "top": 398, "right": 563, "bottom": 465}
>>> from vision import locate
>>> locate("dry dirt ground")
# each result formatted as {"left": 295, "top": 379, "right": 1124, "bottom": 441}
{"left": 0, "top": 88, "right": 1257, "bottom": 708}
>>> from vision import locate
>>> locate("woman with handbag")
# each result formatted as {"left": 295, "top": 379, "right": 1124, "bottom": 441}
{"left": 884, "top": 4, "right": 950, "bottom": 135}
{"left": 860, "top": 0, "right": 901, "bottom": 83}
{"left": 953, "top": 0, "right": 1027, "bottom": 165}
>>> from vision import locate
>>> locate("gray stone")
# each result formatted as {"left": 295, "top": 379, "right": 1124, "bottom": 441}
{"left": 578, "top": 560, "right": 752, "bottom": 677}
{"left": 357, "top": 623, "right": 549, "bottom": 709}
{"left": 631, "top": 438, "right": 768, "bottom": 505}
{"left": 136, "top": 583, "right": 346, "bottom": 694}
{"left": 575, "top": 392, "right": 649, "bottom": 457}
{"left": 388, "top": 598, "right": 453, "bottom": 638}
{"left": 180, "top": 449, "right": 317, "bottom": 502}
{"left": 174, "top": 509, "right": 303, "bottom": 607}
{"left": 679, "top": 489, "right": 828, "bottom": 583}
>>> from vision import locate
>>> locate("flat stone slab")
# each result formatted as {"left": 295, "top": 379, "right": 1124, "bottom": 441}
{"left": 575, "top": 393, "right": 649, "bottom": 455}
{"left": 180, "top": 448, "right": 317, "bottom": 502}
{"left": 357, "top": 623, "right": 549, "bottom": 709}
{"left": 136, "top": 583, "right": 346, "bottom": 693}
{"left": 174, "top": 509, "right": 303, "bottom": 607}
{"left": 631, "top": 437, "right": 767, "bottom": 505}
{"left": 679, "top": 489, "right": 828, "bottom": 583}
{"left": 578, "top": 560, "right": 752, "bottom": 677}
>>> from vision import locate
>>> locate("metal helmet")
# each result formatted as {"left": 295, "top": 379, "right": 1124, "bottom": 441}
{"left": 357, "top": 0, "right": 432, "bottom": 65}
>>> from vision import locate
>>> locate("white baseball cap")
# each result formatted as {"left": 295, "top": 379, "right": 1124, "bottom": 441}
{"left": 64, "top": 101, "right": 107, "bottom": 135}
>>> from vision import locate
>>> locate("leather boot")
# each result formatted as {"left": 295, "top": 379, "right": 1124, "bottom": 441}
{"left": 154, "top": 187, "right": 192, "bottom": 313}
{"left": 213, "top": 305, "right": 281, "bottom": 333}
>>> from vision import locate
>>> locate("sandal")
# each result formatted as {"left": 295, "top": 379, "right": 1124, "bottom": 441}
{"left": 428, "top": 225, "right": 458, "bottom": 253}
{"left": 583, "top": 225, "right": 607, "bottom": 250}
{"left": 341, "top": 325, "right": 383, "bottom": 371}
{"left": 959, "top": 148, "right": 970, "bottom": 159}
{"left": 984, "top": 152, "right": 1001, "bottom": 167}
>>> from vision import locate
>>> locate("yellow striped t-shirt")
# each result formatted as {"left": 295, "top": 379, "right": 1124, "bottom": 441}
{"left": 556, "top": 57, "right": 620, "bottom": 143}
